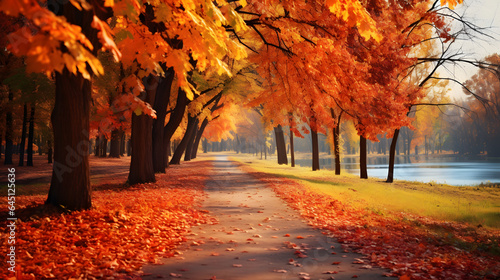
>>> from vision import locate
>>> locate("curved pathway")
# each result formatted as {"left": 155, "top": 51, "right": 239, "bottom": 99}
{"left": 143, "top": 155, "right": 394, "bottom": 280}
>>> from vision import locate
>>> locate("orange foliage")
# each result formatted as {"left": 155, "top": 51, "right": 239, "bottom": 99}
{"left": 244, "top": 0, "right": 455, "bottom": 141}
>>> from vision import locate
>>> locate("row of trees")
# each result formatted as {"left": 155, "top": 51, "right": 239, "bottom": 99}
{"left": 3, "top": 0, "right": 497, "bottom": 211}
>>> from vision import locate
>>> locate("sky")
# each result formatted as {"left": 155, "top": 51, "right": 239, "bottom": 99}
{"left": 444, "top": 0, "right": 500, "bottom": 99}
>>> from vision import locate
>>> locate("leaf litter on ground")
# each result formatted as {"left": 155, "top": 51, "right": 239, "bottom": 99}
{"left": 0, "top": 159, "right": 214, "bottom": 279}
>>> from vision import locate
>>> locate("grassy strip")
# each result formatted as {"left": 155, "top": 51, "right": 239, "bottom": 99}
{"left": 0, "top": 158, "right": 214, "bottom": 279}
{"left": 233, "top": 157, "right": 500, "bottom": 279}
{"left": 230, "top": 154, "right": 500, "bottom": 229}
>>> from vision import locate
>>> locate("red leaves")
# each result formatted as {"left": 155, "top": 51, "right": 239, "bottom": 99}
{"left": 0, "top": 161, "right": 213, "bottom": 279}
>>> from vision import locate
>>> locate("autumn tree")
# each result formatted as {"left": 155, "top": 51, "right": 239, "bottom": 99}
{"left": 1, "top": 0, "right": 249, "bottom": 208}
{"left": 460, "top": 54, "right": 500, "bottom": 156}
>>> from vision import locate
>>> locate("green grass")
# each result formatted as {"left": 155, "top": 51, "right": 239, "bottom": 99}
{"left": 231, "top": 153, "right": 500, "bottom": 229}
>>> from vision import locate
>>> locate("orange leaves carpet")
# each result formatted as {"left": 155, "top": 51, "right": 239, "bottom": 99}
{"left": 0, "top": 160, "right": 214, "bottom": 280}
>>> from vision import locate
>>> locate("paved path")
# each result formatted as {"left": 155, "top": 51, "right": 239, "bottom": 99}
{"left": 143, "top": 156, "right": 393, "bottom": 280}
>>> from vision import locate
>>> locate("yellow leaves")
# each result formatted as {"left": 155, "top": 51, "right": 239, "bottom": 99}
{"left": 69, "top": 0, "right": 92, "bottom": 11}
{"left": 325, "top": 0, "right": 381, "bottom": 42}
{"left": 62, "top": 53, "right": 77, "bottom": 75}
{"left": 104, "top": 0, "right": 114, "bottom": 7}
{"left": 91, "top": 16, "right": 122, "bottom": 62}
{"left": 440, "top": 0, "right": 463, "bottom": 9}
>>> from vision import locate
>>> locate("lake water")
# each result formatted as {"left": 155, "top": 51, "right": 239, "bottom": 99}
{"left": 294, "top": 155, "right": 500, "bottom": 186}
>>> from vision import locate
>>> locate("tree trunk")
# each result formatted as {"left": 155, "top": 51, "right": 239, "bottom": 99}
{"left": 191, "top": 118, "right": 208, "bottom": 159}
{"left": 109, "top": 129, "right": 121, "bottom": 158}
{"left": 127, "top": 138, "right": 131, "bottom": 156}
{"left": 4, "top": 88, "right": 13, "bottom": 165}
{"left": 19, "top": 103, "right": 28, "bottom": 166}
{"left": 46, "top": 69, "right": 92, "bottom": 210}
{"left": 289, "top": 126, "right": 295, "bottom": 167}
{"left": 119, "top": 131, "right": 125, "bottom": 156}
{"left": 45, "top": 0, "right": 108, "bottom": 210}
{"left": 48, "top": 140, "right": 53, "bottom": 164}
{"left": 274, "top": 125, "right": 288, "bottom": 165}
{"left": 333, "top": 125, "right": 341, "bottom": 175}
{"left": 170, "top": 115, "right": 196, "bottom": 165}
{"left": 386, "top": 129, "right": 400, "bottom": 183}
{"left": 152, "top": 69, "right": 175, "bottom": 173}
{"left": 163, "top": 88, "right": 188, "bottom": 167}
{"left": 360, "top": 135, "right": 368, "bottom": 179}
{"left": 100, "top": 137, "right": 107, "bottom": 157}
{"left": 311, "top": 129, "right": 320, "bottom": 171}
{"left": 38, "top": 135, "right": 43, "bottom": 155}
{"left": 94, "top": 136, "right": 100, "bottom": 156}
{"left": 330, "top": 109, "right": 342, "bottom": 175}
{"left": 27, "top": 104, "right": 35, "bottom": 166}
{"left": 184, "top": 118, "right": 199, "bottom": 161}
{"left": 128, "top": 75, "right": 157, "bottom": 185}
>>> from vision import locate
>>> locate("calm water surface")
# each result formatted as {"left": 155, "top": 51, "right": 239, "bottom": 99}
{"left": 295, "top": 156, "right": 500, "bottom": 186}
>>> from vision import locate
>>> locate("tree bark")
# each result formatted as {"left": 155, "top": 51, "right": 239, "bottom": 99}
{"left": 289, "top": 126, "right": 295, "bottom": 167}
{"left": 386, "top": 129, "right": 400, "bottom": 183}
{"left": 100, "top": 137, "right": 107, "bottom": 157}
{"left": 191, "top": 118, "right": 208, "bottom": 159}
{"left": 202, "top": 138, "right": 208, "bottom": 153}
{"left": 274, "top": 125, "right": 288, "bottom": 165}
{"left": 18, "top": 103, "right": 28, "bottom": 166}
{"left": 330, "top": 109, "right": 342, "bottom": 175}
{"left": 333, "top": 125, "right": 341, "bottom": 175}
{"left": 94, "top": 136, "right": 100, "bottom": 156}
{"left": 47, "top": 140, "right": 53, "bottom": 163}
{"left": 4, "top": 88, "right": 13, "bottom": 165}
{"left": 163, "top": 88, "right": 188, "bottom": 167}
{"left": 128, "top": 75, "right": 157, "bottom": 185}
{"left": 170, "top": 115, "right": 196, "bottom": 165}
{"left": 27, "top": 104, "right": 35, "bottom": 166}
{"left": 311, "top": 129, "right": 320, "bottom": 171}
{"left": 109, "top": 129, "right": 121, "bottom": 158}
{"left": 360, "top": 135, "right": 368, "bottom": 179}
{"left": 152, "top": 68, "right": 175, "bottom": 173}
{"left": 38, "top": 135, "right": 43, "bottom": 155}
{"left": 46, "top": 68, "right": 92, "bottom": 210}
{"left": 119, "top": 131, "right": 125, "bottom": 156}
{"left": 184, "top": 118, "right": 199, "bottom": 161}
